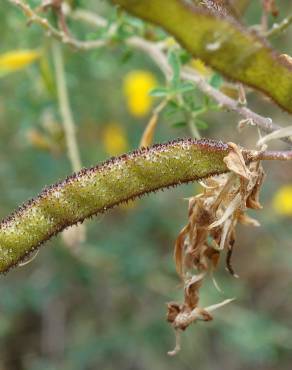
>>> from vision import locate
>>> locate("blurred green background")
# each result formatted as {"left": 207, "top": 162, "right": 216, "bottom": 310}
{"left": 1, "top": 1, "right": 292, "bottom": 369}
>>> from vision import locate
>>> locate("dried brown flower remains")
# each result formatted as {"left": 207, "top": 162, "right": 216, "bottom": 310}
{"left": 167, "top": 142, "right": 265, "bottom": 355}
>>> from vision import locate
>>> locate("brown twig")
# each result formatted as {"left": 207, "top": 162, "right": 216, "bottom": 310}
{"left": 254, "top": 150, "right": 292, "bottom": 161}
{"left": 9, "top": 0, "right": 106, "bottom": 50}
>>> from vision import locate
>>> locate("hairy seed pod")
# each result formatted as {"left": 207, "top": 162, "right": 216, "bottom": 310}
{"left": 0, "top": 138, "right": 230, "bottom": 273}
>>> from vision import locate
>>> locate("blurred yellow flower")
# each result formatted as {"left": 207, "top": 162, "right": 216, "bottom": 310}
{"left": 165, "top": 37, "right": 177, "bottom": 47}
{"left": 190, "top": 58, "right": 211, "bottom": 76}
{"left": 102, "top": 123, "right": 128, "bottom": 156}
{"left": 123, "top": 70, "right": 157, "bottom": 117}
{"left": 0, "top": 49, "right": 40, "bottom": 73}
{"left": 272, "top": 185, "right": 292, "bottom": 216}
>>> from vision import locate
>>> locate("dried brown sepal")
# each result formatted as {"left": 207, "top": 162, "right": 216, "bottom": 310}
{"left": 224, "top": 142, "right": 250, "bottom": 180}
{"left": 225, "top": 234, "right": 239, "bottom": 278}
{"left": 238, "top": 212, "right": 260, "bottom": 227}
{"left": 246, "top": 163, "right": 265, "bottom": 209}
{"left": 168, "top": 142, "right": 265, "bottom": 354}
{"left": 174, "top": 225, "right": 189, "bottom": 278}
{"left": 139, "top": 113, "right": 158, "bottom": 149}
{"left": 167, "top": 298, "right": 233, "bottom": 355}
{"left": 167, "top": 302, "right": 181, "bottom": 323}
{"left": 184, "top": 273, "right": 204, "bottom": 309}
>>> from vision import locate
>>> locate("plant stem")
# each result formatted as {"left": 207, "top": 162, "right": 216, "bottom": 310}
{"left": 52, "top": 41, "right": 82, "bottom": 172}
{"left": 252, "top": 150, "right": 292, "bottom": 161}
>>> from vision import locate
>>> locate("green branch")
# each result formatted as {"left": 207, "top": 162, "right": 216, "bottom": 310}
{"left": 0, "top": 139, "right": 229, "bottom": 273}
{"left": 113, "top": 0, "right": 292, "bottom": 114}
{"left": 265, "top": 13, "right": 292, "bottom": 39}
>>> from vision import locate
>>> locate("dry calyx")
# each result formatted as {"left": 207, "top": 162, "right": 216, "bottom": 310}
{"left": 167, "top": 142, "right": 265, "bottom": 356}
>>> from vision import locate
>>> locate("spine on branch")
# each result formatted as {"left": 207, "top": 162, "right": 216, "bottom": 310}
{"left": 0, "top": 139, "right": 229, "bottom": 273}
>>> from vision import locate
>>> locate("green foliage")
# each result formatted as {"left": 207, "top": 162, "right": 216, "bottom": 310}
{"left": 149, "top": 50, "right": 195, "bottom": 98}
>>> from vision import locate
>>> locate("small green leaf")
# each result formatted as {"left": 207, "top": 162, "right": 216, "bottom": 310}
{"left": 149, "top": 86, "right": 169, "bottom": 97}
{"left": 174, "top": 82, "right": 195, "bottom": 93}
{"left": 163, "top": 108, "right": 178, "bottom": 118}
{"left": 195, "top": 119, "right": 209, "bottom": 130}
{"left": 167, "top": 99, "right": 180, "bottom": 108}
{"left": 172, "top": 121, "right": 187, "bottom": 128}
{"left": 163, "top": 100, "right": 181, "bottom": 117}
{"left": 168, "top": 49, "right": 180, "bottom": 87}
{"left": 178, "top": 50, "right": 192, "bottom": 65}
{"left": 125, "top": 16, "right": 145, "bottom": 29}
{"left": 192, "top": 105, "right": 205, "bottom": 113}
{"left": 204, "top": 95, "right": 211, "bottom": 107}
{"left": 209, "top": 73, "right": 223, "bottom": 89}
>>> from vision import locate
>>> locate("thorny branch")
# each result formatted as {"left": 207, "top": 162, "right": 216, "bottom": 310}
{"left": 9, "top": 0, "right": 292, "bottom": 146}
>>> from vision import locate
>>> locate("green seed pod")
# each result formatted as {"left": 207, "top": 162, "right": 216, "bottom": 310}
{"left": 0, "top": 138, "right": 230, "bottom": 273}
